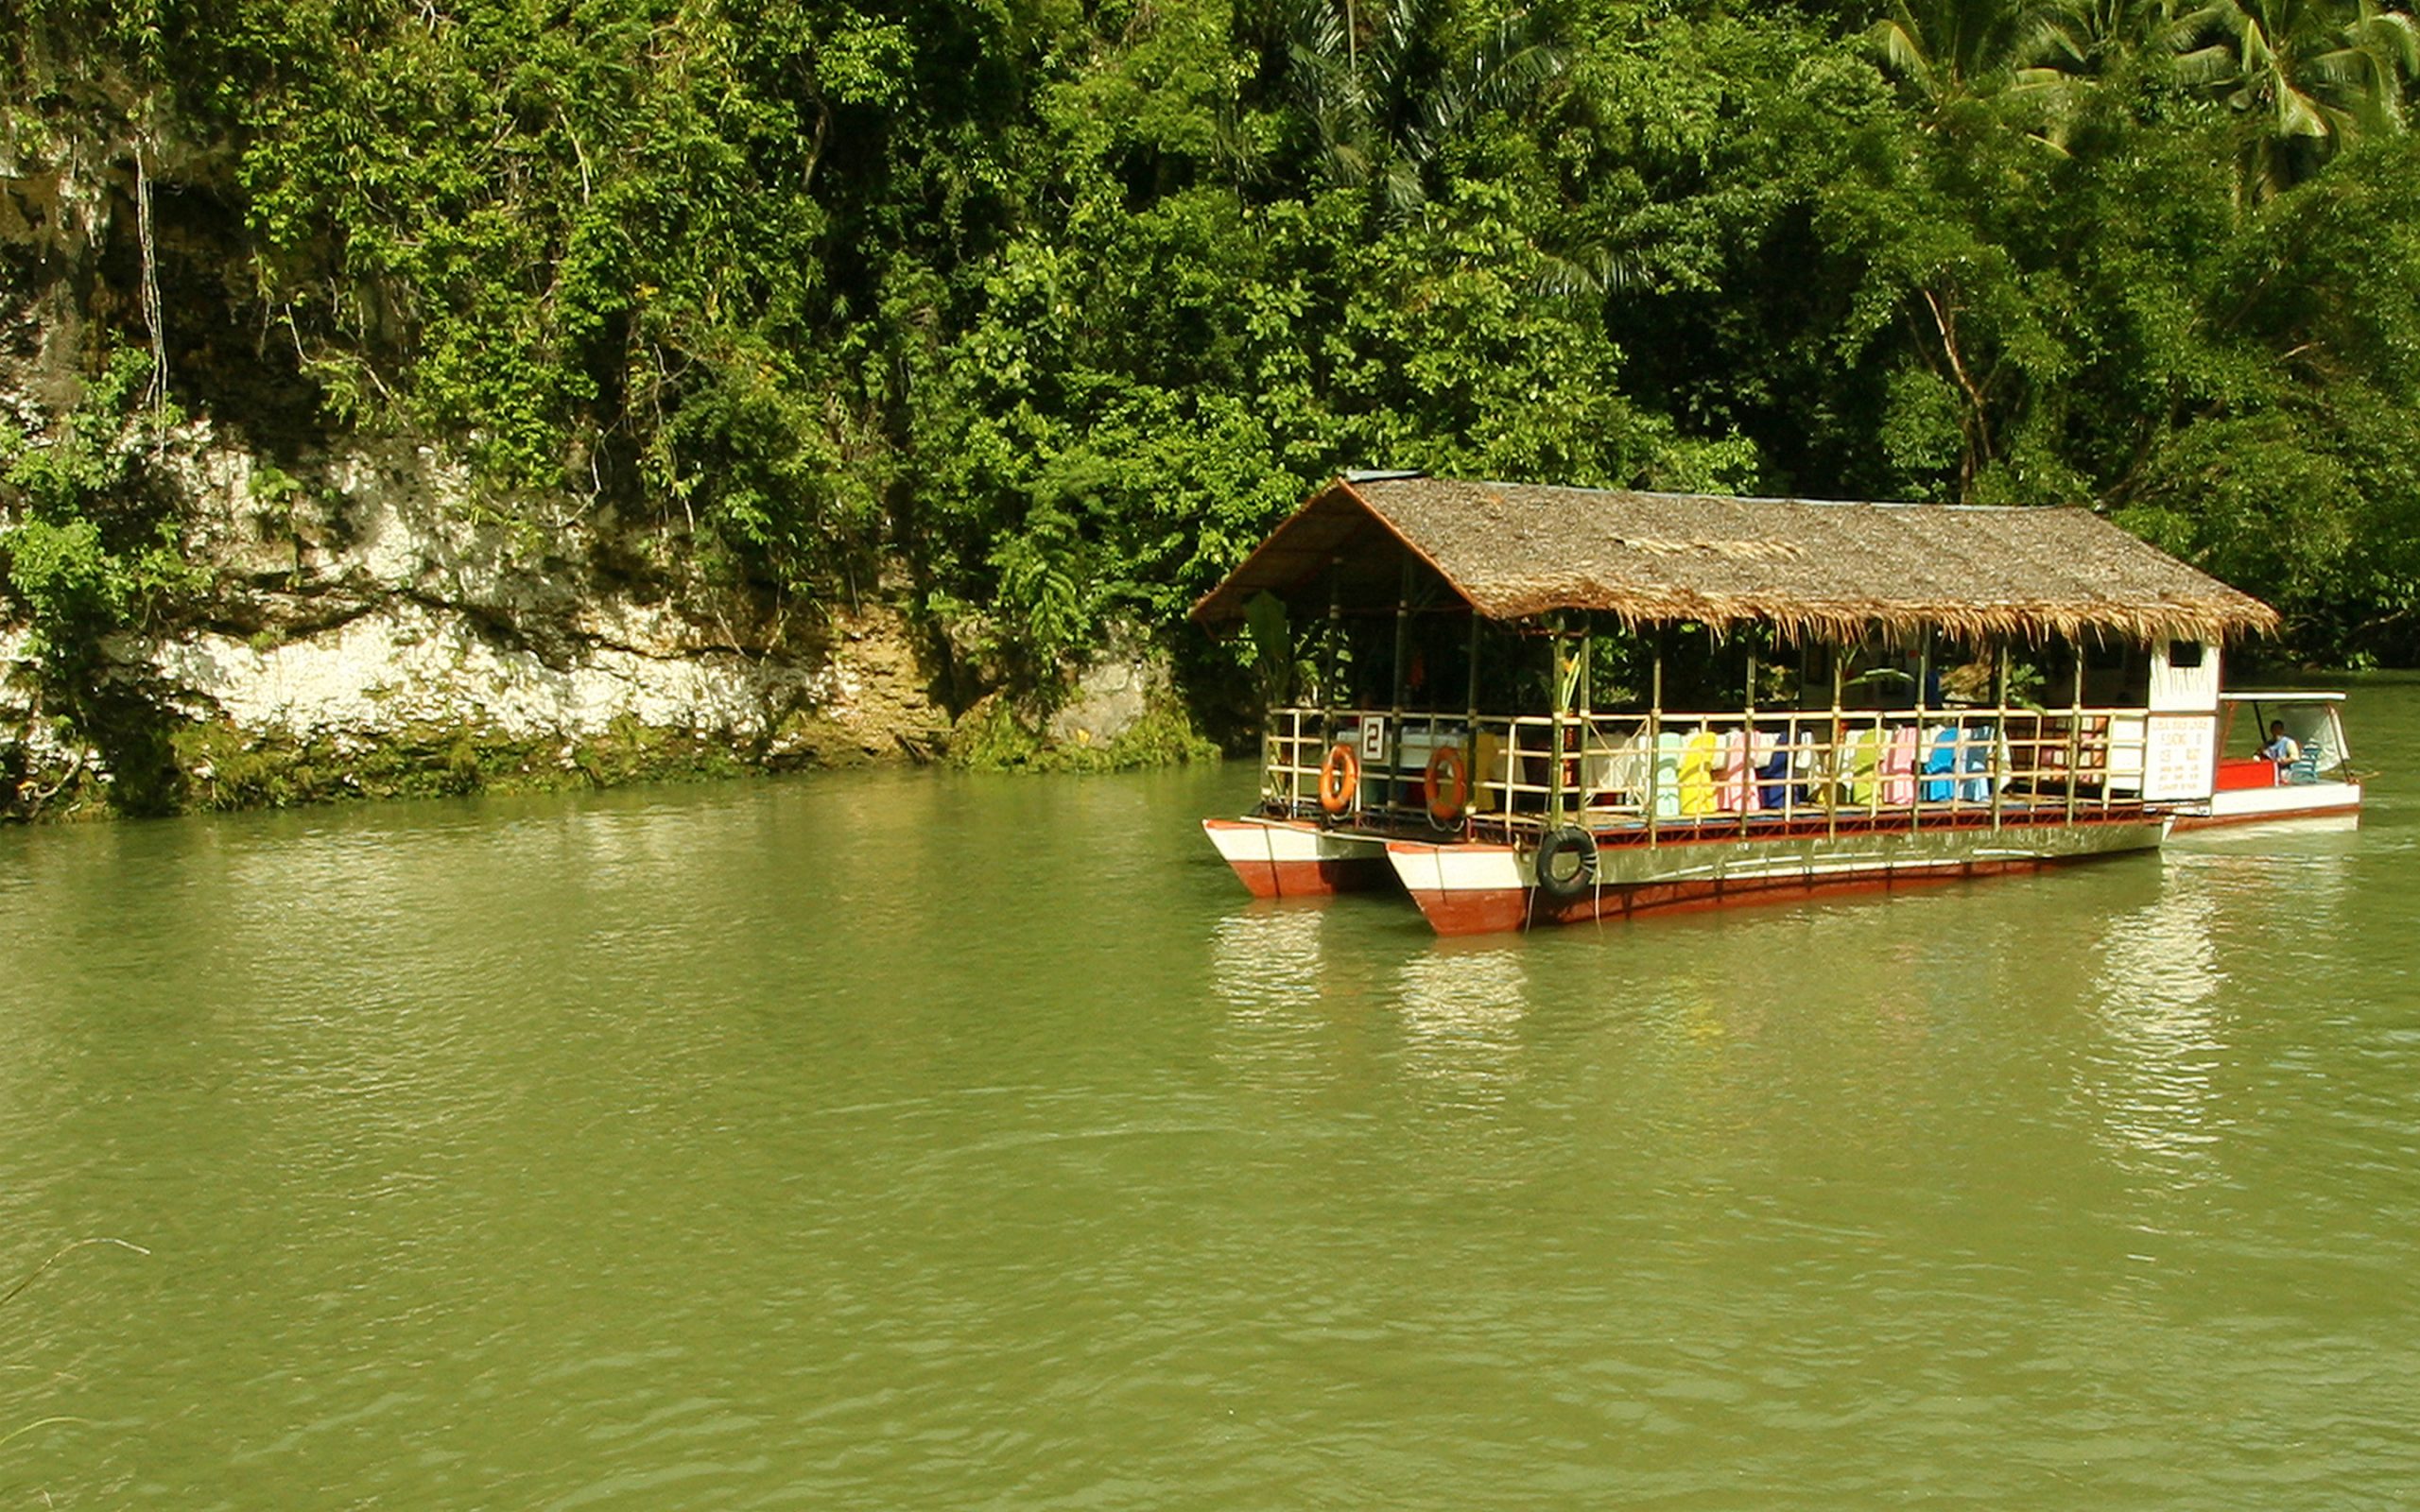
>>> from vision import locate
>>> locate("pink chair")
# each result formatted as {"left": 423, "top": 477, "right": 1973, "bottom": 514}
{"left": 1881, "top": 725, "right": 1918, "bottom": 807}
{"left": 1717, "top": 729, "right": 1763, "bottom": 814}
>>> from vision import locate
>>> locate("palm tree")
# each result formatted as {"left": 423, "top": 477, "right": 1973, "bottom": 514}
{"left": 1866, "top": 0, "right": 2076, "bottom": 114}
{"left": 2168, "top": 0, "right": 2420, "bottom": 201}
{"left": 1264, "top": 0, "right": 1563, "bottom": 220}
{"left": 1865, "top": 0, "right": 2135, "bottom": 150}
{"left": 2007, "top": 0, "right": 2171, "bottom": 152}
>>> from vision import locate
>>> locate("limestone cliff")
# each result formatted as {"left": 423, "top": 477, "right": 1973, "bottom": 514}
{"left": 0, "top": 121, "right": 1213, "bottom": 819}
{"left": 0, "top": 413, "right": 959, "bottom": 816}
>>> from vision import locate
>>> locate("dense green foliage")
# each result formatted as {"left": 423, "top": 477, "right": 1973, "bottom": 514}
{"left": 5, "top": 0, "right": 2419, "bottom": 680}
{"left": 0, "top": 351, "right": 195, "bottom": 669}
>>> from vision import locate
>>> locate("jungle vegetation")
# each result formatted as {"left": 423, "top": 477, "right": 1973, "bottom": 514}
{"left": 3, "top": 0, "right": 2417, "bottom": 709}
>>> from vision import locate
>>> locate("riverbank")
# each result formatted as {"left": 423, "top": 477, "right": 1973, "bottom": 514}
{"left": 6, "top": 693, "right": 1222, "bottom": 822}
{"left": 0, "top": 413, "right": 1220, "bottom": 821}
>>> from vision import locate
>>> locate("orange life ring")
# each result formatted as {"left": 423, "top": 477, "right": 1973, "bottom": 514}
{"left": 1425, "top": 744, "right": 1470, "bottom": 825}
{"left": 1318, "top": 742, "right": 1361, "bottom": 815}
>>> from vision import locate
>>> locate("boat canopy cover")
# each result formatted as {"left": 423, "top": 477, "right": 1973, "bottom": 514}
{"left": 1192, "top": 475, "right": 2280, "bottom": 645}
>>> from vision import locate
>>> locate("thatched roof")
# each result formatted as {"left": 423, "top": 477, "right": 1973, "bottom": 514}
{"left": 1191, "top": 475, "right": 2278, "bottom": 644}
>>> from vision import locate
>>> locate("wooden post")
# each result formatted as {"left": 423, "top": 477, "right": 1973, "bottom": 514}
{"left": 1390, "top": 555, "right": 1410, "bottom": 814}
{"left": 1547, "top": 629, "right": 1566, "bottom": 825}
{"left": 1990, "top": 644, "right": 2007, "bottom": 833}
{"left": 1739, "top": 649, "right": 1756, "bottom": 838}
{"left": 2065, "top": 644, "right": 2084, "bottom": 826}
{"left": 1910, "top": 634, "right": 1926, "bottom": 835}
{"left": 1869, "top": 706, "right": 1884, "bottom": 821}
{"left": 1579, "top": 624, "right": 1595, "bottom": 819}
{"left": 1940, "top": 637, "right": 1958, "bottom": 825}
{"left": 1465, "top": 614, "right": 1481, "bottom": 720}
{"left": 1464, "top": 611, "right": 1481, "bottom": 816}
{"left": 1286, "top": 710, "right": 1300, "bottom": 811}
{"left": 1323, "top": 559, "right": 1342, "bottom": 733}
{"left": 1646, "top": 638, "right": 1663, "bottom": 850}
{"left": 1827, "top": 646, "right": 1844, "bottom": 840}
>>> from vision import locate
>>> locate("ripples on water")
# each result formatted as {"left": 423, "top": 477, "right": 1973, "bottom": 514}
{"left": 2, "top": 681, "right": 2417, "bottom": 1507}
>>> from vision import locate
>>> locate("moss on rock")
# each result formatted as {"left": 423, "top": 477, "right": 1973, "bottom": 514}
{"left": 945, "top": 695, "right": 1217, "bottom": 773}
{"left": 168, "top": 715, "right": 764, "bottom": 812}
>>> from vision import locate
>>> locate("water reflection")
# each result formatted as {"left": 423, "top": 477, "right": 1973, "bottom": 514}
{"left": 1206, "top": 905, "right": 1341, "bottom": 1098}
{"left": 2079, "top": 820, "right": 2373, "bottom": 1178}
{"left": 2083, "top": 876, "right": 2227, "bottom": 1174}
{"left": 1208, "top": 905, "right": 1327, "bottom": 1021}
{"left": 1394, "top": 945, "right": 1530, "bottom": 1098}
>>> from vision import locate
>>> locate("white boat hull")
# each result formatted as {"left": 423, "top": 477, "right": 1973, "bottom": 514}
{"left": 1385, "top": 812, "right": 2170, "bottom": 936}
{"left": 1202, "top": 816, "right": 1393, "bottom": 899}
{"left": 2170, "top": 781, "right": 2361, "bottom": 830}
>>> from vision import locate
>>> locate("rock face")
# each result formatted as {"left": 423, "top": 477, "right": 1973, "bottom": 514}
{"left": 0, "top": 131, "right": 1205, "bottom": 817}
{"left": 1044, "top": 630, "right": 1171, "bottom": 750}
{"left": 158, "top": 430, "right": 944, "bottom": 749}
{"left": 1, "top": 418, "right": 955, "bottom": 815}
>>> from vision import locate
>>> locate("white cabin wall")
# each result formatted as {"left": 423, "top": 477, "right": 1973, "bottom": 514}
{"left": 2134, "top": 638, "right": 2221, "bottom": 801}
{"left": 2149, "top": 639, "right": 2221, "bottom": 713}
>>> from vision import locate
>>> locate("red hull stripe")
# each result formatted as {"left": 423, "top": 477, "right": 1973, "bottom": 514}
{"left": 1406, "top": 854, "right": 2104, "bottom": 936}
{"left": 1226, "top": 855, "right": 1394, "bottom": 900}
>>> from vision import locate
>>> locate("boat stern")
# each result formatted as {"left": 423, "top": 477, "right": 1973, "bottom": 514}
{"left": 1385, "top": 839, "right": 1533, "bottom": 936}
{"left": 1203, "top": 816, "right": 1393, "bottom": 899}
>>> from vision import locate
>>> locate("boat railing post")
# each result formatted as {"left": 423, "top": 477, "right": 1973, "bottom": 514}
{"left": 1990, "top": 644, "right": 2008, "bottom": 833}
{"left": 1781, "top": 713, "right": 1796, "bottom": 825}
{"left": 2103, "top": 704, "right": 2119, "bottom": 818}
{"left": 1578, "top": 623, "right": 1595, "bottom": 823}
{"left": 1289, "top": 713, "right": 1300, "bottom": 811}
{"left": 1940, "top": 663, "right": 1958, "bottom": 826}
{"left": 1547, "top": 630, "right": 1568, "bottom": 827}
{"left": 1464, "top": 611, "right": 1482, "bottom": 819}
{"left": 1304, "top": 708, "right": 1318, "bottom": 815}
{"left": 2065, "top": 649, "right": 2084, "bottom": 826}
{"left": 1510, "top": 717, "right": 1529, "bottom": 824}
{"left": 1911, "top": 634, "right": 1927, "bottom": 835}
{"left": 1389, "top": 556, "right": 1412, "bottom": 818}
{"left": 1828, "top": 646, "right": 1844, "bottom": 841}
{"left": 1739, "top": 651, "right": 1756, "bottom": 839}
{"left": 1869, "top": 707, "right": 1884, "bottom": 822}
{"left": 1647, "top": 640, "right": 1663, "bottom": 850}
{"left": 1936, "top": 711, "right": 1955, "bottom": 827}
{"left": 1277, "top": 712, "right": 1287, "bottom": 812}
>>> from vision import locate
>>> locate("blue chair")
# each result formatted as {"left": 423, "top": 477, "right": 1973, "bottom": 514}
{"left": 1921, "top": 726, "right": 1958, "bottom": 802}
{"left": 1959, "top": 723, "right": 1995, "bottom": 802}
{"left": 1757, "top": 730, "right": 1792, "bottom": 810}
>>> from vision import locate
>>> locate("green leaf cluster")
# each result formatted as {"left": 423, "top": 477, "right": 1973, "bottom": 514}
{"left": 5, "top": 0, "right": 2419, "bottom": 692}
{"left": 0, "top": 351, "right": 197, "bottom": 671}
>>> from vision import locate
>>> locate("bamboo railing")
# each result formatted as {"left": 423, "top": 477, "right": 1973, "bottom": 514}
{"left": 1260, "top": 703, "right": 2173, "bottom": 841}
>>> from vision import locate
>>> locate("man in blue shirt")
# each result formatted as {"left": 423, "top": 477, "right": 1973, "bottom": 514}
{"left": 2260, "top": 720, "right": 2300, "bottom": 780}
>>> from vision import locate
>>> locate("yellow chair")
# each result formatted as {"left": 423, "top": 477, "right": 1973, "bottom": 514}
{"left": 1678, "top": 728, "right": 1719, "bottom": 816}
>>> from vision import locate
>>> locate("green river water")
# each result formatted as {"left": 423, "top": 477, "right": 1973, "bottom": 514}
{"left": 3, "top": 678, "right": 2416, "bottom": 1508}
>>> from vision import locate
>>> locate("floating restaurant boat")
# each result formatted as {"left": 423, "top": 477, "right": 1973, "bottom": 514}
{"left": 1194, "top": 473, "right": 2295, "bottom": 936}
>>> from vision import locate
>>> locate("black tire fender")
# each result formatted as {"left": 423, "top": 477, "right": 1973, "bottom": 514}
{"left": 1532, "top": 824, "right": 1598, "bottom": 900}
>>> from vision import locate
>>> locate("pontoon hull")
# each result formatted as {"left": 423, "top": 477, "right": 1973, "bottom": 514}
{"left": 1385, "top": 814, "right": 2170, "bottom": 936}
{"left": 1203, "top": 816, "right": 1394, "bottom": 899}
{"left": 2169, "top": 782, "right": 2361, "bottom": 830}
